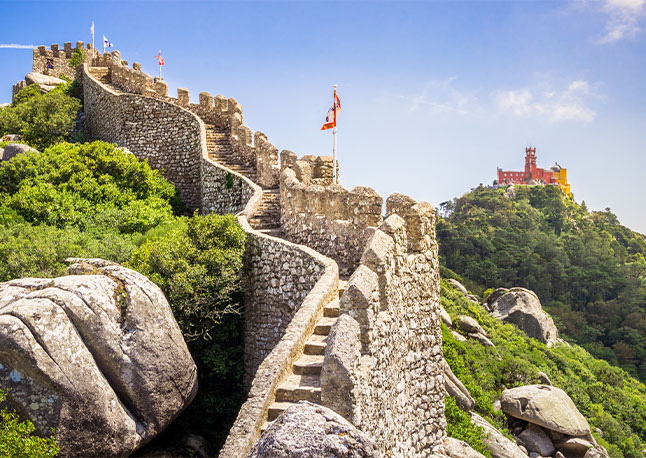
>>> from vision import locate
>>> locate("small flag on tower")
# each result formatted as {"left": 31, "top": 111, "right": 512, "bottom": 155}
{"left": 321, "top": 92, "right": 341, "bottom": 130}
{"left": 103, "top": 35, "right": 113, "bottom": 49}
{"left": 155, "top": 52, "right": 164, "bottom": 66}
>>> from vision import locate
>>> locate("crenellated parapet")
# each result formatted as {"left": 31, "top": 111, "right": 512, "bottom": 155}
{"left": 321, "top": 192, "right": 445, "bottom": 456}
{"left": 87, "top": 49, "right": 280, "bottom": 189}
{"left": 280, "top": 150, "right": 382, "bottom": 276}
{"left": 32, "top": 41, "right": 86, "bottom": 79}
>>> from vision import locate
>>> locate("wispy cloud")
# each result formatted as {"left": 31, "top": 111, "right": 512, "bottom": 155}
{"left": 597, "top": 0, "right": 646, "bottom": 43}
{"left": 494, "top": 80, "right": 598, "bottom": 122}
{"left": 0, "top": 44, "right": 36, "bottom": 49}
{"left": 408, "top": 77, "right": 481, "bottom": 116}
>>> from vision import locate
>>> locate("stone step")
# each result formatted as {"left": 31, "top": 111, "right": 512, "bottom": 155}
{"left": 275, "top": 374, "right": 321, "bottom": 403}
{"left": 314, "top": 317, "right": 337, "bottom": 336}
{"left": 292, "top": 354, "right": 324, "bottom": 376}
{"left": 324, "top": 299, "right": 340, "bottom": 318}
{"left": 304, "top": 334, "right": 328, "bottom": 355}
{"left": 267, "top": 401, "right": 295, "bottom": 421}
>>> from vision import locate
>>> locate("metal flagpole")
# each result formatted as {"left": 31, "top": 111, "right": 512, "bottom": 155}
{"left": 159, "top": 50, "right": 162, "bottom": 80}
{"left": 333, "top": 84, "right": 337, "bottom": 184}
{"left": 91, "top": 22, "right": 95, "bottom": 57}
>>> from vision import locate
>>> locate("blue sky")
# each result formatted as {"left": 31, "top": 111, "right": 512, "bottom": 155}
{"left": 1, "top": 0, "right": 645, "bottom": 232}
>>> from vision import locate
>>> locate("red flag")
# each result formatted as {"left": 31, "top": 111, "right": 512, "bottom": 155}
{"left": 321, "top": 91, "right": 341, "bottom": 130}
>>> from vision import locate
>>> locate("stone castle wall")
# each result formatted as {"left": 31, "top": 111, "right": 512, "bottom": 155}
{"left": 32, "top": 42, "right": 86, "bottom": 79}
{"left": 81, "top": 57, "right": 340, "bottom": 457}
{"left": 280, "top": 150, "right": 383, "bottom": 276}
{"left": 321, "top": 193, "right": 446, "bottom": 456}
{"left": 76, "top": 46, "right": 445, "bottom": 457}
{"left": 88, "top": 51, "right": 280, "bottom": 189}
{"left": 83, "top": 66, "right": 203, "bottom": 209}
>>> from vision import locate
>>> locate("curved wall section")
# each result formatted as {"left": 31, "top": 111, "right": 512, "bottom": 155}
{"left": 83, "top": 65, "right": 203, "bottom": 209}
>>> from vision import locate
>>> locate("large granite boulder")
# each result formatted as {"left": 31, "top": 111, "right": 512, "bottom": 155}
{"left": 442, "top": 359, "right": 475, "bottom": 411}
{"left": 443, "top": 437, "right": 487, "bottom": 458}
{"left": 1, "top": 143, "right": 37, "bottom": 162}
{"left": 518, "top": 424, "right": 555, "bottom": 457}
{"left": 501, "top": 385, "right": 590, "bottom": 437}
{"left": 0, "top": 259, "right": 198, "bottom": 457}
{"left": 25, "top": 72, "right": 67, "bottom": 88}
{"left": 488, "top": 288, "right": 559, "bottom": 347}
{"left": 470, "top": 412, "right": 528, "bottom": 458}
{"left": 249, "top": 401, "right": 377, "bottom": 457}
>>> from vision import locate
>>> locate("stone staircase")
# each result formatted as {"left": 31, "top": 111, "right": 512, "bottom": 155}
{"left": 261, "top": 279, "right": 347, "bottom": 433}
{"left": 88, "top": 65, "right": 284, "bottom": 235}
{"left": 89, "top": 67, "right": 121, "bottom": 93}
{"left": 204, "top": 124, "right": 281, "bottom": 234}
{"left": 205, "top": 125, "right": 257, "bottom": 182}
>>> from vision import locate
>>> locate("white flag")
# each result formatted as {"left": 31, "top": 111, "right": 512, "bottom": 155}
{"left": 103, "top": 35, "right": 113, "bottom": 48}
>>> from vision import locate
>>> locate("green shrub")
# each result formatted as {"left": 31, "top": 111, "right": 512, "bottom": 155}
{"left": 0, "top": 389, "right": 59, "bottom": 458}
{"left": 128, "top": 212, "right": 245, "bottom": 340}
{"left": 0, "top": 85, "right": 81, "bottom": 150}
{"left": 445, "top": 396, "right": 491, "bottom": 457}
{"left": 0, "top": 141, "right": 178, "bottom": 232}
{"left": 127, "top": 212, "right": 246, "bottom": 448}
{"left": 0, "top": 223, "right": 137, "bottom": 282}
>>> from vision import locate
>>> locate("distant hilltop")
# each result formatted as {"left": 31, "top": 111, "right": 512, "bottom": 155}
{"left": 496, "top": 147, "right": 572, "bottom": 197}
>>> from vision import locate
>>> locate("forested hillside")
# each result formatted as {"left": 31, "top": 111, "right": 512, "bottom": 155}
{"left": 437, "top": 185, "right": 646, "bottom": 380}
{"left": 440, "top": 275, "right": 646, "bottom": 458}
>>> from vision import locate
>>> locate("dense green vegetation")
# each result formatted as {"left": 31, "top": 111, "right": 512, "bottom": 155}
{"left": 0, "top": 390, "right": 59, "bottom": 458}
{"left": 0, "top": 139, "right": 246, "bottom": 453}
{"left": 437, "top": 185, "right": 646, "bottom": 380}
{"left": 128, "top": 213, "right": 247, "bottom": 446}
{"left": 441, "top": 275, "right": 646, "bottom": 458}
{"left": 0, "top": 83, "right": 82, "bottom": 150}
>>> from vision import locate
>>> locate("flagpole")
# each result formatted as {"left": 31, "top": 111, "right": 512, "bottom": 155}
{"left": 158, "top": 50, "right": 162, "bottom": 80}
{"left": 333, "top": 84, "right": 338, "bottom": 184}
{"left": 91, "top": 22, "right": 95, "bottom": 57}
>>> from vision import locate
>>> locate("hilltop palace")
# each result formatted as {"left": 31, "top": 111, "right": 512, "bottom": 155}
{"left": 497, "top": 147, "right": 572, "bottom": 196}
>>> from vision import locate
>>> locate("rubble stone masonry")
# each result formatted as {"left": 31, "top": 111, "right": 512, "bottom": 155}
{"left": 322, "top": 193, "right": 446, "bottom": 456}
{"left": 74, "top": 46, "right": 445, "bottom": 456}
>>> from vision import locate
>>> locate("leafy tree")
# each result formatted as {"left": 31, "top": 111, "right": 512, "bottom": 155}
{"left": 0, "top": 84, "right": 81, "bottom": 150}
{"left": 0, "top": 389, "right": 59, "bottom": 458}
{"left": 127, "top": 212, "right": 246, "bottom": 448}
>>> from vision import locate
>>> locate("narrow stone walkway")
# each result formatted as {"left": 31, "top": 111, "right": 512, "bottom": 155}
{"left": 261, "top": 279, "right": 347, "bottom": 433}
{"left": 203, "top": 123, "right": 281, "bottom": 234}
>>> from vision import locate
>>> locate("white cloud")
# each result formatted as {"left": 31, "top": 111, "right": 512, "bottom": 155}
{"left": 494, "top": 80, "right": 598, "bottom": 122}
{"left": 597, "top": 0, "right": 646, "bottom": 43}
{"left": 408, "top": 78, "right": 481, "bottom": 116}
{"left": 0, "top": 44, "right": 36, "bottom": 49}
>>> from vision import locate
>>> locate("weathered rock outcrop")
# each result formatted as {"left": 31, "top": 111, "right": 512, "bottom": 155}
{"left": 443, "top": 437, "right": 487, "bottom": 458}
{"left": 470, "top": 412, "right": 528, "bottom": 458}
{"left": 442, "top": 360, "right": 475, "bottom": 411}
{"left": 501, "top": 385, "right": 590, "bottom": 437}
{"left": 1, "top": 143, "right": 37, "bottom": 162}
{"left": 518, "top": 424, "right": 555, "bottom": 457}
{"left": 487, "top": 288, "right": 559, "bottom": 347}
{"left": 0, "top": 259, "right": 198, "bottom": 457}
{"left": 249, "top": 401, "right": 377, "bottom": 457}
{"left": 25, "top": 72, "right": 67, "bottom": 93}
